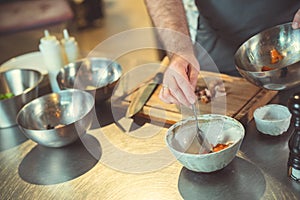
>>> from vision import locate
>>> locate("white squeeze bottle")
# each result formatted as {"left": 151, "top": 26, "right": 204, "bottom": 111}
{"left": 39, "top": 30, "right": 64, "bottom": 93}
{"left": 61, "top": 29, "right": 80, "bottom": 63}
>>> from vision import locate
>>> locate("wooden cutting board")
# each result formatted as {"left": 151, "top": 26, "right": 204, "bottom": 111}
{"left": 119, "top": 69, "right": 278, "bottom": 125}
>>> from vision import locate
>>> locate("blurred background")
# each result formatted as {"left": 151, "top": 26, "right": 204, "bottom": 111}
{"left": 0, "top": 0, "right": 161, "bottom": 73}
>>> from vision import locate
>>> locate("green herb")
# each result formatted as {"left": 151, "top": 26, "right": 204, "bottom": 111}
{"left": 0, "top": 92, "right": 14, "bottom": 100}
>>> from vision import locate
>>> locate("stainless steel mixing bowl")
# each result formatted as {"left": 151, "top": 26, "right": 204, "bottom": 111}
{"left": 0, "top": 68, "right": 43, "bottom": 128}
{"left": 16, "top": 89, "right": 95, "bottom": 148}
{"left": 234, "top": 22, "right": 300, "bottom": 90}
{"left": 57, "top": 57, "right": 122, "bottom": 102}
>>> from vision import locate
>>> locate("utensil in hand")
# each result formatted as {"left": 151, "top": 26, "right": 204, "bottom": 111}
{"left": 191, "top": 103, "right": 212, "bottom": 153}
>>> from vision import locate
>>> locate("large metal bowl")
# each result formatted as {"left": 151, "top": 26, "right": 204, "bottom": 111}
{"left": 57, "top": 57, "right": 122, "bottom": 102}
{"left": 0, "top": 69, "right": 43, "bottom": 128}
{"left": 234, "top": 22, "right": 300, "bottom": 90}
{"left": 16, "top": 89, "right": 95, "bottom": 148}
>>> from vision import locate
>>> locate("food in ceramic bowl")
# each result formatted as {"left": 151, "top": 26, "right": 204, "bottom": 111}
{"left": 234, "top": 22, "right": 300, "bottom": 90}
{"left": 253, "top": 104, "right": 291, "bottom": 136}
{"left": 57, "top": 57, "right": 122, "bottom": 102}
{"left": 0, "top": 68, "right": 43, "bottom": 128}
{"left": 166, "top": 114, "right": 245, "bottom": 173}
{"left": 16, "top": 89, "right": 94, "bottom": 148}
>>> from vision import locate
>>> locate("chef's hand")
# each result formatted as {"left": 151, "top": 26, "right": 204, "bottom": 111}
{"left": 159, "top": 54, "right": 199, "bottom": 107}
{"left": 292, "top": 9, "right": 300, "bottom": 29}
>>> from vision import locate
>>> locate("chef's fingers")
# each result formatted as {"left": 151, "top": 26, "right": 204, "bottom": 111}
{"left": 159, "top": 71, "right": 191, "bottom": 106}
{"left": 160, "top": 54, "right": 198, "bottom": 106}
{"left": 188, "top": 63, "right": 200, "bottom": 88}
{"left": 167, "top": 70, "right": 196, "bottom": 106}
{"left": 185, "top": 54, "right": 200, "bottom": 89}
{"left": 159, "top": 85, "right": 180, "bottom": 104}
{"left": 292, "top": 9, "right": 300, "bottom": 29}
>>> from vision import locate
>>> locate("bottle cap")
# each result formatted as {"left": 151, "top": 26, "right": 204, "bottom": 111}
{"left": 62, "top": 29, "right": 76, "bottom": 44}
{"left": 40, "top": 30, "right": 58, "bottom": 44}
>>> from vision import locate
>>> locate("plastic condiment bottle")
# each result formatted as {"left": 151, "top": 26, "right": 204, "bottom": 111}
{"left": 39, "top": 30, "right": 64, "bottom": 93}
{"left": 287, "top": 92, "right": 300, "bottom": 182}
{"left": 61, "top": 29, "right": 80, "bottom": 63}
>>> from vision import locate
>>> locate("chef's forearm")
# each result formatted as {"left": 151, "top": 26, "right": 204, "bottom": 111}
{"left": 144, "top": 0, "right": 194, "bottom": 57}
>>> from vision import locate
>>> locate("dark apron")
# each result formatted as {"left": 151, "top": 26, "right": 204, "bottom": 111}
{"left": 194, "top": 0, "right": 300, "bottom": 76}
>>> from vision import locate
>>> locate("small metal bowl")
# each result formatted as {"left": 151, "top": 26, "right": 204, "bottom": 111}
{"left": 234, "top": 22, "right": 300, "bottom": 90}
{"left": 16, "top": 89, "right": 95, "bottom": 148}
{"left": 57, "top": 57, "right": 122, "bottom": 102}
{"left": 0, "top": 69, "right": 43, "bottom": 128}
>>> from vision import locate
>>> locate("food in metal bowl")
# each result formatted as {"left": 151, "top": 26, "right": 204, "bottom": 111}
{"left": 234, "top": 22, "right": 300, "bottom": 90}
{"left": 16, "top": 89, "right": 95, "bottom": 148}
{"left": 269, "top": 48, "right": 284, "bottom": 64}
{"left": 57, "top": 57, "right": 122, "bottom": 102}
{"left": 0, "top": 68, "right": 43, "bottom": 128}
{"left": 0, "top": 92, "right": 14, "bottom": 100}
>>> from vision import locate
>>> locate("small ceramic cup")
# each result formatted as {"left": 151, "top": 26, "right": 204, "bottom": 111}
{"left": 253, "top": 104, "right": 291, "bottom": 136}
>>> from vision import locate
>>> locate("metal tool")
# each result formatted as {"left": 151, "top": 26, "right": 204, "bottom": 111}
{"left": 126, "top": 57, "right": 169, "bottom": 118}
{"left": 191, "top": 103, "right": 212, "bottom": 153}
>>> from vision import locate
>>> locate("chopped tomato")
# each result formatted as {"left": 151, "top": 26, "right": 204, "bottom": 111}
{"left": 261, "top": 66, "right": 273, "bottom": 71}
{"left": 270, "top": 48, "right": 284, "bottom": 64}
{"left": 212, "top": 143, "right": 231, "bottom": 152}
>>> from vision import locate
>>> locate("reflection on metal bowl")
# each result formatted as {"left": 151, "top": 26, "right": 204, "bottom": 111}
{"left": 0, "top": 69, "right": 43, "bottom": 128}
{"left": 234, "top": 22, "right": 300, "bottom": 90}
{"left": 16, "top": 89, "right": 95, "bottom": 148}
{"left": 57, "top": 57, "right": 122, "bottom": 102}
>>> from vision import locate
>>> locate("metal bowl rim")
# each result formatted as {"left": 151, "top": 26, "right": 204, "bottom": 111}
{"left": 57, "top": 57, "right": 123, "bottom": 89}
{"left": 16, "top": 89, "right": 95, "bottom": 130}
{"left": 0, "top": 68, "right": 44, "bottom": 101}
{"left": 234, "top": 22, "right": 300, "bottom": 72}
